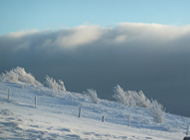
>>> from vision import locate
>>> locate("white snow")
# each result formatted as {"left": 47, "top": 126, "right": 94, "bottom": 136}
{"left": 0, "top": 81, "right": 189, "bottom": 140}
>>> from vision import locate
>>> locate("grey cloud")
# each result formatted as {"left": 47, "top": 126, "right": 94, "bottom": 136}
{"left": 0, "top": 23, "right": 190, "bottom": 117}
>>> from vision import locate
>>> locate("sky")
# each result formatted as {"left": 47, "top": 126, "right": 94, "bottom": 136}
{"left": 0, "top": 0, "right": 190, "bottom": 35}
{"left": 0, "top": 0, "right": 190, "bottom": 117}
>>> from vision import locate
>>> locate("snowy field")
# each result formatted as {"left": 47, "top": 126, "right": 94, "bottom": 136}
{"left": 0, "top": 81, "right": 189, "bottom": 140}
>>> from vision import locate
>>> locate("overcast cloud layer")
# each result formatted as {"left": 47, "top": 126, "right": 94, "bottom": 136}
{"left": 1, "top": 23, "right": 190, "bottom": 117}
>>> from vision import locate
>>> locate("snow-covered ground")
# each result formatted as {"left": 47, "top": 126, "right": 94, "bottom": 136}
{"left": 0, "top": 81, "right": 189, "bottom": 140}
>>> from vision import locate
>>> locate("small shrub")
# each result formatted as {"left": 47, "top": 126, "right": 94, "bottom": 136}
{"left": 0, "top": 66, "right": 42, "bottom": 86}
{"left": 85, "top": 88, "right": 98, "bottom": 104}
{"left": 113, "top": 85, "right": 128, "bottom": 105}
{"left": 45, "top": 75, "right": 66, "bottom": 91}
{"left": 113, "top": 85, "right": 165, "bottom": 123}
{"left": 133, "top": 90, "right": 150, "bottom": 108}
{"left": 113, "top": 85, "right": 150, "bottom": 107}
{"left": 149, "top": 99, "right": 165, "bottom": 123}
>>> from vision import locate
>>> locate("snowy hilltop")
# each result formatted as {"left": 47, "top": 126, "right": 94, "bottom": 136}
{"left": 0, "top": 67, "right": 189, "bottom": 140}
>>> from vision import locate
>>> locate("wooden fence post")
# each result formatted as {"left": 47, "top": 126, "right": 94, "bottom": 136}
{"left": 128, "top": 115, "right": 131, "bottom": 127}
{"left": 35, "top": 96, "right": 37, "bottom": 108}
{"left": 186, "top": 125, "right": 189, "bottom": 135}
{"left": 8, "top": 88, "right": 11, "bottom": 100}
{"left": 78, "top": 107, "right": 82, "bottom": 118}
{"left": 102, "top": 116, "right": 105, "bottom": 122}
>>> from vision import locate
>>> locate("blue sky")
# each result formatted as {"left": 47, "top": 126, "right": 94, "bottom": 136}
{"left": 0, "top": 0, "right": 190, "bottom": 35}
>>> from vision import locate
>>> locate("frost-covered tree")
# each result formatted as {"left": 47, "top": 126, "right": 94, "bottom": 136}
{"left": 133, "top": 90, "right": 150, "bottom": 108}
{"left": 0, "top": 66, "right": 42, "bottom": 86}
{"left": 149, "top": 99, "right": 165, "bottom": 123}
{"left": 45, "top": 75, "right": 66, "bottom": 91}
{"left": 85, "top": 88, "right": 98, "bottom": 104}
{"left": 113, "top": 85, "right": 165, "bottom": 123}
{"left": 113, "top": 85, "right": 150, "bottom": 108}
{"left": 113, "top": 85, "right": 128, "bottom": 105}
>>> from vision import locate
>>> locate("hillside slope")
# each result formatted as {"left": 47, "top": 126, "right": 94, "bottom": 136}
{"left": 0, "top": 81, "right": 188, "bottom": 140}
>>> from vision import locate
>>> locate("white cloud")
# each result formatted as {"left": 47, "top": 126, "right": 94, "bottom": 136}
{"left": 5, "top": 30, "right": 39, "bottom": 38}
{"left": 53, "top": 25, "right": 103, "bottom": 48}
{"left": 1, "top": 23, "right": 190, "bottom": 51}
{"left": 117, "top": 23, "right": 190, "bottom": 42}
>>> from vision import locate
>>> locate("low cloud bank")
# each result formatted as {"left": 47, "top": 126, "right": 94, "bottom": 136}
{"left": 1, "top": 23, "right": 190, "bottom": 51}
